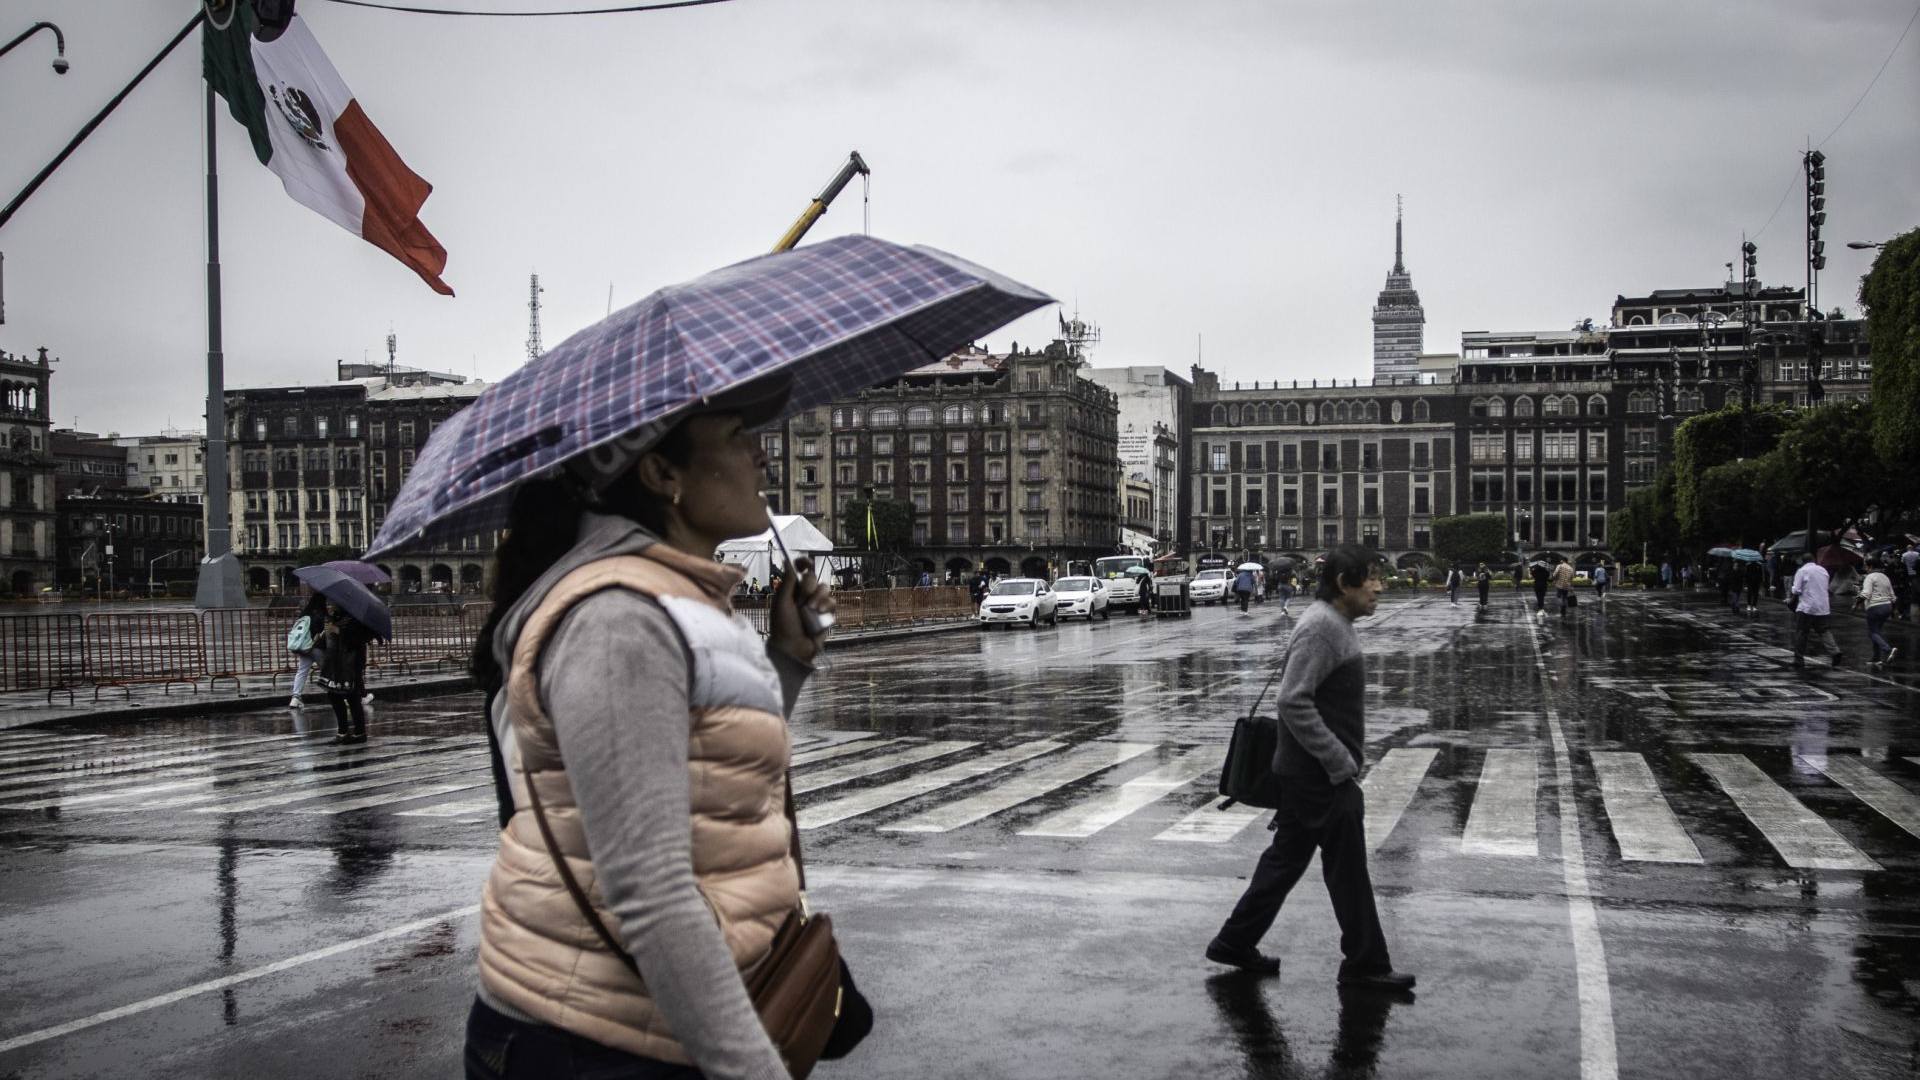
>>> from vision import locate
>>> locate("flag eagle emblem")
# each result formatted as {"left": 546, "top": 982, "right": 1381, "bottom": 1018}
{"left": 269, "top": 84, "right": 329, "bottom": 149}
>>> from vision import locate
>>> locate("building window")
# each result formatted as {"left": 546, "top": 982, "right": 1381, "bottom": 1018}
{"left": 949, "top": 433, "right": 968, "bottom": 454}
{"left": 1246, "top": 445, "right": 1263, "bottom": 472}
{"left": 948, "top": 519, "right": 969, "bottom": 542}
{"left": 1588, "top": 471, "right": 1607, "bottom": 504}
{"left": 1322, "top": 523, "right": 1339, "bottom": 546}
{"left": 910, "top": 434, "right": 932, "bottom": 454}
{"left": 1414, "top": 487, "right": 1430, "bottom": 514}
{"left": 875, "top": 462, "right": 892, "bottom": 484}
{"left": 1543, "top": 469, "right": 1579, "bottom": 503}
{"left": 1025, "top": 460, "right": 1042, "bottom": 481}
{"left": 1322, "top": 487, "right": 1338, "bottom": 515}
{"left": 316, "top": 416, "right": 330, "bottom": 439}
{"left": 1412, "top": 526, "right": 1431, "bottom": 549}
{"left": 1282, "top": 444, "right": 1298, "bottom": 470}
{"left": 836, "top": 464, "right": 855, "bottom": 484}
{"left": 1587, "top": 395, "right": 1608, "bottom": 416}
{"left": 801, "top": 494, "right": 819, "bottom": 514}
{"left": 1513, "top": 435, "right": 1534, "bottom": 463}
{"left": 1282, "top": 488, "right": 1298, "bottom": 515}
{"left": 835, "top": 436, "right": 857, "bottom": 456}
{"left": 1587, "top": 432, "right": 1606, "bottom": 460}
{"left": 1412, "top": 399, "right": 1430, "bottom": 421}
{"left": 1246, "top": 490, "right": 1263, "bottom": 514}
{"left": 907, "top": 406, "right": 933, "bottom": 427}
{"left": 949, "top": 462, "right": 967, "bottom": 482}
{"left": 254, "top": 418, "right": 268, "bottom": 441}
{"left": 870, "top": 407, "right": 899, "bottom": 427}
{"left": 1363, "top": 488, "right": 1379, "bottom": 515}
{"left": 943, "top": 404, "right": 972, "bottom": 425}
{"left": 399, "top": 421, "right": 415, "bottom": 447}
{"left": 1471, "top": 471, "right": 1506, "bottom": 504}
{"left": 1470, "top": 434, "right": 1506, "bottom": 464}
{"left": 1362, "top": 522, "right": 1380, "bottom": 548}
{"left": 873, "top": 434, "right": 893, "bottom": 455}
{"left": 987, "top": 432, "right": 1006, "bottom": 453}
{"left": 799, "top": 438, "right": 818, "bottom": 457}
{"left": 1211, "top": 489, "right": 1227, "bottom": 515}
{"left": 1322, "top": 446, "right": 1338, "bottom": 472}
{"left": 1542, "top": 396, "right": 1563, "bottom": 417}
{"left": 986, "top": 460, "right": 1005, "bottom": 481}
{"left": 948, "top": 489, "right": 968, "bottom": 512}
{"left": 1486, "top": 397, "right": 1506, "bottom": 418}
{"left": 1412, "top": 442, "right": 1429, "bottom": 469}
{"left": 988, "top": 489, "right": 1004, "bottom": 511}
{"left": 1024, "top": 432, "right": 1043, "bottom": 452}
{"left": 1514, "top": 396, "right": 1535, "bottom": 418}
{"left": 1209, "top": 446, "right": 1228, "bottom": 471}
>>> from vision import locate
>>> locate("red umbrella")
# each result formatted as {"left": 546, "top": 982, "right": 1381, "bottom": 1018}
{"left": 1814, "top": 543, "right": 1864, "bottom": 571}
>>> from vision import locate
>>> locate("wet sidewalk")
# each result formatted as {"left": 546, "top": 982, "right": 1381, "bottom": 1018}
{"left": 0, "top": 616, "right": 981, "bottom": 730}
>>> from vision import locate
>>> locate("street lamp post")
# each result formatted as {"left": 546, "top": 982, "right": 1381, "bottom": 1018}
{"left": 0, "top": 21, "right": 69, "bottom": 73}
{"left": 149, "top": 549, "right": 187, "bottom": 597}
{"left": 1845, "top": 240, "right": 1885, "bottom": 250}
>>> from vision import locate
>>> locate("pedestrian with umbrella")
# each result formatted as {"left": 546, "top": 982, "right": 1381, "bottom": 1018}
{"left": 285, "top": 590, "right": 328, "bottom": 710}
{"left": 366, "top": 237, "right": 1043, "bottom": 1080}
{"left": 1475, "top": 562, "right": 1492, "bottom": 608}
{"left": 293, "top": 565, "right": 392, "bottom": 745}
{"left": 1531, "top": 560, "right": 1551, "bottom": 621}
{"left": 1734, "top": 549, "right": 1764, "bottom": 615}
{"left": 1233, "top": 562, "right": 1259, "bottom": 614}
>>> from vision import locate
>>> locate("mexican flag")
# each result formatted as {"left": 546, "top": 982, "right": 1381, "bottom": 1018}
{"left": 204, "top": 11, "right": 452, "bottom": 295}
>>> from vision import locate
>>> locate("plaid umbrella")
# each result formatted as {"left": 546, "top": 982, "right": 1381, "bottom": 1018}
{"left": 365, "top": 236, "right": 1051, "bottom": 558}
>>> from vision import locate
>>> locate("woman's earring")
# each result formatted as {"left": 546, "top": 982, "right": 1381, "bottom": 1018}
{"left": 672, "top": 491, "right": 682, "bottom": 506}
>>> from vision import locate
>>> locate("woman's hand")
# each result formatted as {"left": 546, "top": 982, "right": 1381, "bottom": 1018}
{"left": 768, "top": 556, "right": 836, "bottom": 665}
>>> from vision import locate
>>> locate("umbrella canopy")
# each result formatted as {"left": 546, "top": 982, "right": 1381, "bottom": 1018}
{"left": 293, "top": 566, "right": 393, "bottom": 641}
{"left": 1815, "top": 543, "right": 1864, "bottom": 571}
{"left": 1236, "top": 562, "right": 1264, "bottom": 572}
{"left": 313, "top": 559, "right": 390, "bottom": 586}
{"left": 1730, "top": 548, "right": 1763, "bottom": 563}
{"left": 1124, "top": 566, "right": 1153, "bottom": 577}
{"left": 1706, "top": 546, "right": 1735, "bottom": 558}
{"left": 365, "top": 236, "right": 1051, "bottom": 558}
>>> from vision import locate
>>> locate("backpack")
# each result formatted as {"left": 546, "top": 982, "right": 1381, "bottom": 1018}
{"left": 286, "top": 615, "right": 315, "bottom": 653}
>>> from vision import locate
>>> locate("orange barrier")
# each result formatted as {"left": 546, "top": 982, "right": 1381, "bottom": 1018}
{"left": 201, "top": 608, "right": 301, "bottom": 694}
{"left": 84, "top": 612, "right": 205, "bottom": 701}
{"left": 0, "top": 614, "right": 88, "bottom": 702}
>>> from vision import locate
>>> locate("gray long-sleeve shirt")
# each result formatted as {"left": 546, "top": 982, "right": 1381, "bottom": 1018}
{"left": 486, "top": 588, "right": 807, "bottom": 1080}
{"left": 1271, "top": 599, "right": 1366, "bottom": 788}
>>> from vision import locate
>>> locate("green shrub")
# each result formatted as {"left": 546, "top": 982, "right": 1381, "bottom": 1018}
{"left": 1626, "top": 563, "right": 1662, "bottom": 588}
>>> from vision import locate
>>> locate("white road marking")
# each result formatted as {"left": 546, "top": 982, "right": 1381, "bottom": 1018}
{"left": 0, "top": 733, "right": 368, "bottom": 788}
{"left": 1155, "top": 801, "right": 1266, "bottom": 842}
{"left": 1588, "top": 752, "right": 1702, "bottom": 863}
{"left": 787, "top": 733, "right": 885, "bottom": 765}
{"left": 1462, "top": 749, "right": 1539, "bottom": 857}
{"left": 1688, "top": 753, "right": 1879, "bottom": 871}
{"left": 1802, "top": 755, "right": 1920, "bottom": 841}
{"left": 126, "top": 747, "right": 471, "bottom": 810}
{"left": 1363, "top": 747, "right": 1438, "bottom": 853}
{"left": 0, "top": 904, "right": 482, "bottom": 1054}
{"left": 193, "top": 762, "right": 483, "bottom": 814}
{"left": 398, "top": 796, "right": 501, "bottom": 818}
{"left": 1020, "top": 749, "right": 1215, "bottom": 838}
{"left": 792, "top": 741, "right": 979, "bottom": 795}
{"left": 1523, "top": 599, "right": 1618, "bottom": 1080}
{"left": 1, "top": 742, "right": 463, "bottom": 810}
{"left": 799, "top": 740, "right": 1064, "bottom": 830}
{"left": 881, "top": 742, "right": 1156, "bottom": 833}
{"left": 291, "top": 776, "right": 489, "bottom": 814}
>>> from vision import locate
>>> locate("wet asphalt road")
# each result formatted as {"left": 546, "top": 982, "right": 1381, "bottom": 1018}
{"left": 1, "top": 589, "right": 1916, "bottom": 1079}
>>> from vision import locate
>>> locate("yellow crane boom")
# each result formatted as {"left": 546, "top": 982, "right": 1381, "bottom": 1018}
{"left": 772, "top": 151, "right": 869, "bottom": 253}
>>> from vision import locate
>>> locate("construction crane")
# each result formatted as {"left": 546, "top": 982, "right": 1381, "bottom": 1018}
{"left": 526, "top": 273, "right": 544, "bottom": 360}
{"left": 772, "top": 151, "right": 869, "bottom": 253}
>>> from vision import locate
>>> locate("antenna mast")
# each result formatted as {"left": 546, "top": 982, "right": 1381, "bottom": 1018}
{"left": 527, "top": 273, "right": 545, "bottom": 360}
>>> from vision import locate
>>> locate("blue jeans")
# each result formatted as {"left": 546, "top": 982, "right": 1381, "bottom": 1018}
{"left": 465, "top": 998, "right": 703, "bottom": 1080}
{"left": 1866, "top": 603, "right": 1893, "bottom": 659}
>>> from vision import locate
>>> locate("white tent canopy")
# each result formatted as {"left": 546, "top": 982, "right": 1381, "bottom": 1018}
{"left": 716, "top": 515, "right": 842, "bottom": 586}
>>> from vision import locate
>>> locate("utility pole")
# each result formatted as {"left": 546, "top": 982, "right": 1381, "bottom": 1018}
{"left": 194, "top": 84, "right": 246, "bottom": 608}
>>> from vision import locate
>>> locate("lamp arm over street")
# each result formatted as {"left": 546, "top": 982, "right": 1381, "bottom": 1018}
{"left": 0, "top": 21, "right": 67, "bottom": 72}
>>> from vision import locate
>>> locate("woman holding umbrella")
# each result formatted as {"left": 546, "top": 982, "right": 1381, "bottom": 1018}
{"left": 356, "top": 238, "right": 1047, "bottom": 1079}
{"left": 316, "top": 601, "right": 376, "bottom": 744}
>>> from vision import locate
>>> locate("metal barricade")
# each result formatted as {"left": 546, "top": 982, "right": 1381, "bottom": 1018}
{"left": 371, "top": 606, "right": 474, "bottom": 675}
{"left": 200, "top": 608, "right": 300, "bottom": 694}
{"left": 0, "top": 614, "right": 88, "bottom": 703}
{"left": 85, "top": 612, "right": 205, "bottom": 701}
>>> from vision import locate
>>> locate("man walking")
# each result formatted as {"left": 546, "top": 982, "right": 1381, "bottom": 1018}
{"left": 1531, "top": 561, "right": 1551, "bottom": 623}
{"left": 1475, "top": 562, "right": 1492, "bottom": 608}
{"left": 1790, "top": 555, "right": 1844, "bottom": 669}
{"left": 1206, "top": 544, "right": 1415, "bottom": 992}
{"left": 1444, "top": 565, "right": 1462, "bottom": 606}
{"left": 1592, "top": 562, "right": 1610, "bottom": 605}
{"left": 1549, "top": 558, "right": 1575, "bottom": 617}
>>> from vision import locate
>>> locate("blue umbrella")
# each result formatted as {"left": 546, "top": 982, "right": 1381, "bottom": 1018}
{"left": 365, "top": 235, "right": 1052, "bottom": 558}
{"left": 1730, "top": 548, "right": 1763, "bottom": 563}
{"left": 293, "top": 566, "right": 393, "bottom": 641}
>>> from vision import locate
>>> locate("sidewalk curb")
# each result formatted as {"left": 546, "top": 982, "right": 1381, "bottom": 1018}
{"left": 1, "top": 619, "right": 984, "bottom": 729}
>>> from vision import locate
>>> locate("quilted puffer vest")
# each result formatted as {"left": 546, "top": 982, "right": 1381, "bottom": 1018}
{"left": 476, "top": 546, "right": 798, "bottom": 1063}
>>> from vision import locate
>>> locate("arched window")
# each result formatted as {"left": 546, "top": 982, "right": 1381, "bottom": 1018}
{"left": 870, "top": 406, "right": 899, "bottom": 427}
{"left": 1659, "top": 312, "right": 1691, "bottom": 325}
{"left": 1412, "top": 398, "right": 1430, "bottom": 421}
{"left": 1563, "top": 394, "right": 1581, "bottom": 415}
{"left": 906, "top": 406, "right": 933, "bottom": 426}
{"left": 1487, "top": 397, "right": 1507, "bottom": 418}
{"left": 1284, "top": 402, "right": 1300, "bottom": 423}
{"left": 1542, "top": 396, "right": 1563, "bottom": 417}
{"left": 1514, "top": 395, "right": 1535, "bottom": 418}
{"left": 1211, "top": 404, "right": 1227, "bottom": 426}
{"left": 1257, "top": 404, "right": 1272, "bottom": 424}
{"left": 943, "top": 404, "right": 973, "bottom": 425}
{"left": 1586, "top": 394, "right": 1607, "bottom": 416}
{"left": 1364, "top": 401, "right": 1380, "bottom": 421}
{"left": 1470, "top": 397, "right": 1488, "bottom": 418}
{"left": 1334, "top": 401, "right": 1349, "bottom": 422}
{"left": 1627, "top": 315, "right": 1647, "bottom": 325}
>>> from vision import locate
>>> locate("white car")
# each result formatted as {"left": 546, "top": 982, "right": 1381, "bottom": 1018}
{"left": 978, "top": 578, "right": 1058, "bottom": 628}
{"left": 1188, "top": 569, "right": 1233, "bottom": 605}
{"left": 1051, "top": 576, "right": 1110, "bottom": 621}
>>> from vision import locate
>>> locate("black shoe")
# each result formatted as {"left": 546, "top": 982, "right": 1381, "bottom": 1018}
{"left": 330, "top": 734, "right": 353, "bottom": 745}
{"left": 349, "top": 732, "right": 369, "bottom": 744}
{"left": 1338, "top": 969, "right": 1417, "bottom": 991}
{"left": 1205, "top": 938, "right": 1280, "bottom": 975}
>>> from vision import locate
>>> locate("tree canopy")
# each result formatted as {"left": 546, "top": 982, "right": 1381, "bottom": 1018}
{"left": 840, "top": 498, "right": 915, "bottom": 551}
{"left": 1432, "top": 512, "right": 1510, "bottom": 568}
{"left": 1671, "top": 403, "right": 1797, "bottom": 544}
{"left": 1861, "top": 226, "right": 1920, "bottom": 470}
{"left": 1608, "top": 463, "right": 1680, "bottom": 562}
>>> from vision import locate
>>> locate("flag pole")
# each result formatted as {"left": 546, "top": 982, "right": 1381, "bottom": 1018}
{"left": 195, "top": 78, "right": 246, "bottom": 608}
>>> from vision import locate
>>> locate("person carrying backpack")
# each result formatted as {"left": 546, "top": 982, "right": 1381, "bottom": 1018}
{"left": 1474, "top": 563, "right": 1492, "bottom": 608}
{"left": 286, "top": 592, "right": 327, "bottom": 709}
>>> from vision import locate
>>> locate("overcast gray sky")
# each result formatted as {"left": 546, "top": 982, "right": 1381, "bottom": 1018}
{"left": 3, "top": 0, "right": 1915, "bottom": 436}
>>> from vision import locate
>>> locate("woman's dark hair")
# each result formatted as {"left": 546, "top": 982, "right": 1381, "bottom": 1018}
{"left": 469, "top": 423, "right": 696, "bottom": 693}
{"left": 1315, "top": 543, "right": 1381, "bottom": 602}
{"left": 302, "top": 591, "right": 328, "bottom": 619}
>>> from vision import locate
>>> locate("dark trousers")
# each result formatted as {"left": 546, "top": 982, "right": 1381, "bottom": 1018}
{"left": 1216, "top": 781, "right": 1392, "bottom": 977}
{"left": 1476, "top": 582, "right": 1490, "bottom": 606}
{"left": 328, "top": 690, "right": 366, "bottom": 737}
{"left": 1794, "top": 612, "right": 1839, "bottom": 659}
{"left": 1238, "top": 590, "right": 1252, "bottom": 612}
{"left": 1533, "top": 584, "right": 1548, "bottom": 611}
{"left": 466, "top": 998, "right": 703, "bottom": 1080}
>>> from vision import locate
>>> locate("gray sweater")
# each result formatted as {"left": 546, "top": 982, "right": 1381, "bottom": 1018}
{"left": 480, "top": 513, "right": 804, "bottom": 1080}
{"left": 1272, "top": 599, "right": 1366, "bottom": 788}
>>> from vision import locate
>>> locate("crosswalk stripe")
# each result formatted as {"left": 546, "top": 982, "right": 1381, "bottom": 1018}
{"left": 138, "top": 749, "right": 474, "bottom": 810}
{"left": 290, "top": 775, "right": 490, "bottom": 814}
{"left": 1803, "top": 755, "right": 1920, "bottom": 841}
{"left": 1462, "top": 749, "right": 1538, "bottom": 856}
{"left": 1689, "top": 753, "right": 1880, "bottom": 871}
{"left": 1590, "top": 752, "right": 1702, "bottom": 863}
{"left": 194, "top": 763, "right": 482, "bottom": 814}
{"left": 0, "top": 732, "right": 105, "bottom": 749}
{"left": 0, "top": 736, "right": 452, "bottom": 800}
{"left": 881, "top": 743, "right": 1156, "bottom": 833}
{"left": 1906, "top": 757, "right": 1920, "bottom": 768}
{"left": 0, "top": 733, "right": 342, "bottom": 787}
{"left": 788, "top": 734, "right": 886, "bottom": 766}
{"left": 798, "top": 741, "right": 1065, "bottom": 830}
{"left": 0, "top": 742, "right": 463, "bottom": 810}
{"left": 398, "top": 797, "right": 501, "bottom": 818}
{"left": 1155, "top": 800, "right": 1264, "bottom": 842}
{"left": 1019, "top": 749, "right": 1216, "bottom": 838}
{"left": 1363, "top": 748, "right": 1438, "bottom": 853}
{"left": 792, "top": 741, "right": 979, "bottom": 796}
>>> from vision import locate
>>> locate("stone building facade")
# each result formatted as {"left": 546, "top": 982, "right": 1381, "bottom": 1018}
{"left": 56, "top": 491, "right": 204, "bottom": 592}
{"left": 121, "top": 431, "right": 206, "bottom": 504}
{"left": 769, "top": 340, "right": 1121, "bottom": 580}
{"left": 224, "top": 364, "right": 490, "bottom": 594}
{"left": 1084, "top": 365, "right": 1193, "bottom": 551}
{"left": 0, "top": 348, "right": 57, "bottom": 594}
{"left": 1188, "top": 370, "right": 1458, "bottom": 569}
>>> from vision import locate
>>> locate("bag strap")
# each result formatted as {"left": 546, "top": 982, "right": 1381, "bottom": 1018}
{"left": 1245, "top": 639, "right": 1293, "bottom": 719}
